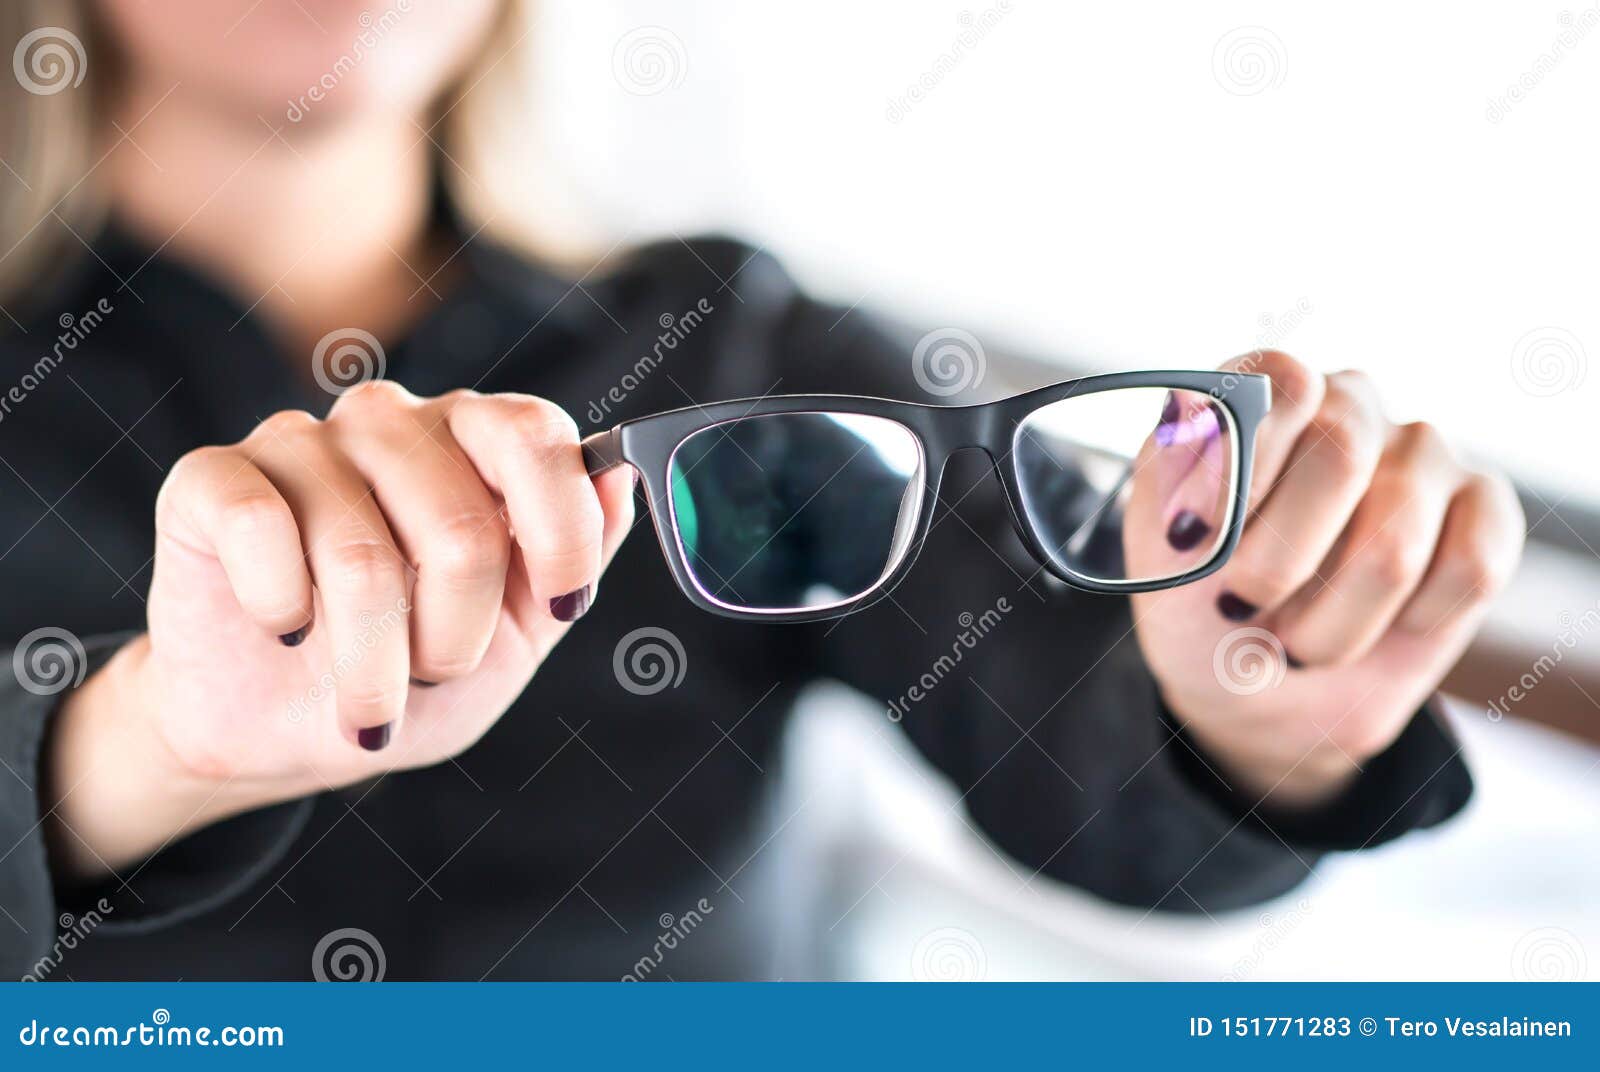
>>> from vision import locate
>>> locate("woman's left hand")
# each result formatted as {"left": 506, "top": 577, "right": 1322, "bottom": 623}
{"left": 1129, "top": 350, "right": 1525, "bottom": 809}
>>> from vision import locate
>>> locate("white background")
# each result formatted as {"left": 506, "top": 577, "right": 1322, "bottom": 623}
{"left": 538, "top": 0, "right": 1597, "bottom": 499}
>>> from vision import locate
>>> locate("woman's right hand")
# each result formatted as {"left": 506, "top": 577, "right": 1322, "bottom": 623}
{"left": 48, "top": 384, "right": 635, "bottom": 879}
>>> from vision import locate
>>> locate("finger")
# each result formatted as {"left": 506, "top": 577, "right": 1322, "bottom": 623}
{"left": 1156, "top": 395, "right": 1232, "bottom": 557}
{"left": 1272, "top": 421, "right": 1461, "bottom": 665}
{"left": 1395, "top": 471, "right": 1524, "bottom": 636}
{"left": 155, "top": 441, "right": 313, "bottom": 637}
{"left": 253, "top": 416, "right": 411, "bottom": 749}
{"left": 1123, "top": 393, "right": 1232, "bottom": 578}
{"left": 447, "top": 393, "right": 606, "bottom": 620}
{"left": 1217, "top": 349, "right": 1325, "bottom": 510}
{"left": 332, "top": 383, "right": 510, "bottom": 684}
{"left": 1215, "top": 370, "right": 1385, "bottom": 617}
{"left": 593, "top": 462, "right": 639, "bottom": 564}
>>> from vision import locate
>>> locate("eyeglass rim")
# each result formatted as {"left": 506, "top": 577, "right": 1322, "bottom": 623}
{"left": 582, "top": 369, "right": 1271, "bottom": 622}
{"left": 663, "top": 411, "right": 930, "bottom": 617}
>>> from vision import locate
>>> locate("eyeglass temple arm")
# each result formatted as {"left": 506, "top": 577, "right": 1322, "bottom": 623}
{"left": 581, "top": 427, "right": 625, "bottom": 478}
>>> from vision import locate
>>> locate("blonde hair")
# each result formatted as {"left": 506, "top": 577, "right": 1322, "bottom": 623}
{"left": 0, "top": 0, "right": 590, "bottom": 314}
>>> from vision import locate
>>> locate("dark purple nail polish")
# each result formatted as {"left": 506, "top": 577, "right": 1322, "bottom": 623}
{"left": 1160, "top": 391, "right": 1180, "bottom": 425}
{"left": 409, "top": 677, "right": 438, "bottom": 688}
{"left": 550, "top": 585, "right": 592, "bottom": 622}
{"left": 1166, "top": 510, "right": 1212, "bottom": 552}
{"left": 1158, "top": 400, "right": 1224, "bottom": 448}
{"left": 358, "top": 723, "right": 392, "bottom": 751}
{"left": 279, "top": 622, "right": 311, "bottom": 647}
{"left": 1285, "top": 651, "right": 1305, "bottom": 670}
{"left": 1216, "top": 592, "right": 1258, "bottom": 621}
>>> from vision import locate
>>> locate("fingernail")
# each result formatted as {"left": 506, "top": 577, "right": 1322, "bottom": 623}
{"left": 1155, "top": 392, "right": 1181, "bottom": 445}
{"left": 1166, "top": 510, "right": 1212, "bottom": 552}
{"left": 1285, "top": 651, "right": 1305, "bottom": 670}
{"left": 631, "top": 468, "right": 641, "bottom": 491}
{"left": 409, "top": 677, "right": 438, "bottom": 688}
{"left": 279, "top": 622, "right": 312, "bottom": 647}
{"left": 550, "top": 585, "right": 592, "bottom": 622}
{"left": 1216, "top": 592, "right": 1258, "bottom": 621}
{"left": 358, "top": 723, "right": 392, "bottom": 752}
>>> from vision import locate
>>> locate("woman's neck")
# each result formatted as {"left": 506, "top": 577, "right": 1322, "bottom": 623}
{"left": 102, "top": 78, "right": 442, "bottom": 357}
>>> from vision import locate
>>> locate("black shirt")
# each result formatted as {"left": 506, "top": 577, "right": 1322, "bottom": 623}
{"left": 0, "top": 218, "right": 1471, "bottom": 980}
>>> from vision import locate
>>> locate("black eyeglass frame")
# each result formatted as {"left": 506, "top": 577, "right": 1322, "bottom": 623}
{"left": 583, "top": 370, "right": 1271, "bottom": 622}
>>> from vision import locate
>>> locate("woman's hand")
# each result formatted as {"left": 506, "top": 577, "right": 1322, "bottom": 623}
{"left": 1128, "top": 351, "right": 1525, "bottom": 810}
{"left": 49, "top": 384, "right": 635, "bottom": 878}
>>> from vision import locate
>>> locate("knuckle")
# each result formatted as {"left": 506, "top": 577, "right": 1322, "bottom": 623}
{"left": 427, "top": 515, "right": 510, "bottom": 581}
{"left": 1328, "top": 368, "right": 1378, "bottom": 399}
{"left": 1308, "top": 409, "right": 1380, "bottom": 478}
{"left": 162, "top": 446, "right": 225, "bottom": 498}
{"left": 255, "top": 409, "right": 319, "bottom": 438}
{"left": 331, "top": 378, "right": 410, "bottom": 415}
{"left": 1446, "top": 476, "right": 1524, "bottom": 596}
{"left": 499, "top": 397, "right": 580, "bottom": 451}
{"left": 1359, "top": 528, "right": 1431, "bottom": 590}
{"left": 218, "top": 492, "right": 294, "bottom": 542}
{"left": 1241, "top": 350, "right": 1320, "bottom": 411}
{"left": 1443, "top": 543, "right": 1505, "bottom": 598}
{"left": 1385, "top": 422, "right": 1457, "bottom": 483}
{"left": 1473, "top": 470, "right": 1527, "bottom": 535}
{"left": 1394, "top": 419, "right": 1445, "bottom": 460}
{"left": 172, "top": 443, "right": 228, "bottom": 473}
{"left": 325, "top": 539, "right": 403, "bottom": 592}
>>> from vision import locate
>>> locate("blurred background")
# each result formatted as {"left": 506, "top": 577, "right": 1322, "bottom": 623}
{"left": 518, "top": 0, "right": 1599, "bottom": 980}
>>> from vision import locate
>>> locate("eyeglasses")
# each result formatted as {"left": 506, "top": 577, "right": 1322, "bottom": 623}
{"left": 583, "top": 371, "right": 1270, "bottom": 622}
